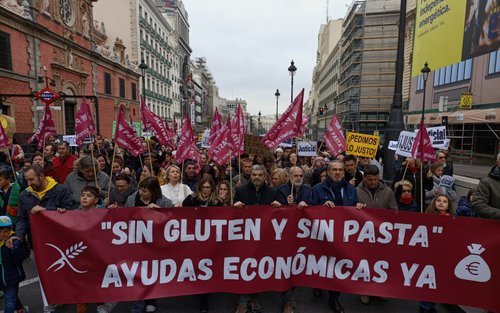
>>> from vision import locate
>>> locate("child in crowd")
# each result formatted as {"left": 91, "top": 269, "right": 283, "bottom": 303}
{"left": 77, "top": 186, "right": 104, "bottom": 313}
{"left": 420, "top": 195, "right": 453, "bottom": 313}
{"left": 0, "top": 216, "right": 29, "bottom": 313}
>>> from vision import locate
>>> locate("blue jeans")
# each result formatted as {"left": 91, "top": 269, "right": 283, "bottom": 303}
{"left": 2, "top": 284, "right": 23, "bottom": 313}
{"left": 420, "top": 301, "right": 436, "bottom": 310}
{"left": 130, "top": 300, "right": 145, "bottom": 313}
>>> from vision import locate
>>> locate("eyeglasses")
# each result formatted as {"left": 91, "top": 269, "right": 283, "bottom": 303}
{"left": 402, "top": 189, "right": 412, "bottom": 193}
{"left": 438, "top": 156, "right": 446, "bottom": 159}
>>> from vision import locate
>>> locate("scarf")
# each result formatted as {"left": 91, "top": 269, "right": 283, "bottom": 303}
{"left": 328, "top": 179, "right": 347, "bottom": 206}
{"left": 0, "top": 230, "right": 14, "bottom": 247}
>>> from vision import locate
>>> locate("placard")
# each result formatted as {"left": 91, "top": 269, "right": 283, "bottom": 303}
{"left": 297, "top": 140, "right": 317, "bottom": 156}
{"left": 345, "top": 132, "right": 380, "bottom": 158}
{"left": 396, "top": 131, "right": 417, "bottom": 158}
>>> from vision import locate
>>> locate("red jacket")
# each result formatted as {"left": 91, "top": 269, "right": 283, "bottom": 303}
{"left": 52, "top": 154, "right": 78, "bottom": 183}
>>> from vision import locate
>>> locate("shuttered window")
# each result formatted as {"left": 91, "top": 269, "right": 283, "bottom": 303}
{"left": 0, "top": 31, "right": 12, "bottom": 70}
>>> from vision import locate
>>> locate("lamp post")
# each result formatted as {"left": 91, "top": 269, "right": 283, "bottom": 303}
{"left": 420, "top": 62, "right": 431, "bottom": 123}
{"left": 37, "top": 66, "right": 56, "bottom": 88}
{"left": 139, "top": 59, "right": 148, "bottom": 101}
{"left": 288, "top": 60, "right": 297, "bottom": 103}
{"left": 258, "top": 111, "right": 262, "bottom": 135}
{"left": 275, "top": 89, "right": 280, "bottom": 121}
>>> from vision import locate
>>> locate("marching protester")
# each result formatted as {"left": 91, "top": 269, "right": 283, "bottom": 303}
{"left": 232, "top": 158, "right": 253, "bottom": 187}
{"left": 233, "top": 164, "right": 281, "bottom": 313}
{"left": 0, "top": 167, "right": 21, "bottom": 226}
{"left": 161, "top": 164, "right": 193, "bottom": 207}
{"left": 425, "top": 163, "right": 457, "bottom": 206}
{"left": 183, "top": 160, "right": 200, "bottom": 191}
{"left": 312, "top": 159, "right": 363, "bottom": 313}
{"left": 106, "top": 173, "right": 136, "bottom": 208}
{"left": 343, "top": 155, "right": 363, "bottom": 187}
{"left": 52, "top": 141, "right": 78, "bottom": 184}
{"left": 277, "top": 166, "right": 312, "bottom": 209}
{"left": 393, "top": 157, "right": 433, "bottom": 210}
{"left": 31, "top": 152, "right": 58, "bottom": 180}
{"left": 64, "top": 156, "right": 111, "bottom": 209}
{"left": 270, "top": 168, "right": 288, "bottom": 188}
{"left": 472, "top": 153, "right": 500, "bottom": 219}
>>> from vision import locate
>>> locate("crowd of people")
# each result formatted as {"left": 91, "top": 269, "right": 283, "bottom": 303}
{"left": 0, "top": 134, "right": 496, "bottom": 313}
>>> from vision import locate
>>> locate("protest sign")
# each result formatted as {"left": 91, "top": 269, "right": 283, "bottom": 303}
{"left": 201, "top": 129, "right": 210, "bottom": 148}
{"left": 439, "top": 175, "right": 455, "bottom": 189}
{"left": 388, "top": 140, "right": 398, "bottom": 151}
{"left": 244, "top": 134, "right": 269, "bottom": 155}
{"left": 279, "top": 137, "right": 295, "bottom": 148}
{"left": 32, "top": 207, "right": 500, "bottom": 311}
{"left": 297, "top": 140, "right": 317, "bottom": 156}
{"left": 62, "top": 135, "right": 77, "bottom": 147}
{"left": 345, "top": 132, "right": 379, "bottom": 158}
{"left": 396, "top": 131, "right": 417, "bottom": 158}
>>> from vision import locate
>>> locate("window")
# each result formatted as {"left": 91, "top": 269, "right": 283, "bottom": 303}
{"left": 131, "top": 82, "right": 137, "bottom": 100}
{"left": 104, "top": 72, "right": 112, "bottom": 95}
{"left": 416, "top": 75, "right": 425, "bottom": 91}
{"left": 119, "top": 78, "right": 125, "bottom": 98}
{"left": 434, "top": 59, "right": 472, "bottom": 87}
{"left": 0, "top": 31, "right": 12, "bottom": 70}
{"left": 488, "top": 50, "right": 500, "bottom": 74}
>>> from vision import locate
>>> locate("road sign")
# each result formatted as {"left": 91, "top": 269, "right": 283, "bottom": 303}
{"left": 34, "top": 87, "right": 61, "bottom": 105}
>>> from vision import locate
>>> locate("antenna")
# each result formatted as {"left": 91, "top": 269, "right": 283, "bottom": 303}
{"left": 326, "top": 0, "right": 330, "bottom": 22}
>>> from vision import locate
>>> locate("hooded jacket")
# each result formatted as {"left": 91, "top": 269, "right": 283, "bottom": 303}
{"left": 471, "top": 165, "right": 500, "bottom": 219}
{"left": 16, "top": 177, "right": 74, "bottom": 247}
{"left": 64, "top": 171, "right": 111, "bottom": 208}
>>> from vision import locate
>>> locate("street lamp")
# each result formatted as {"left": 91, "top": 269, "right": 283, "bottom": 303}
{"left": 37, "top": 66, "right": 56, "bottom": 88}
{"left": 288, "top": 60, "right": 297, "bottom": 103}
{"left": 139, "top": 59, "right": 148, "bottom": 100}
{"left": 420, "top": 62, "right": 431, "bottom": 123}
{"left": 258, "top": 111, "right": 262, "bottom": 135}
{"left": 275, "top": 89, "right": 280, "bottom": 121}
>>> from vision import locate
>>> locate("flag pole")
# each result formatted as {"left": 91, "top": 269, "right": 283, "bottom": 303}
{"left": 146, "top": 138, "right": 154, "bottom": 177}
{"left": 41, "top": 135, "right": 46, "bottom": 169}
{"left": 229, "top": 154, "right": 233, "bottom": 205}
{"left": 107, "top": 144, "right": 117, "bottom": 201}
{"left": 89, "top": 136, "right": 100, "bottom": 190}
{"left": 6, "top": 148, "right": 18, "bottom": 184}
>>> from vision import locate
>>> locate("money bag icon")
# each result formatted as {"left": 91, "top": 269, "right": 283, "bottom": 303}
{"left": 454, "top": 244, "right": 491, "bottom": 282}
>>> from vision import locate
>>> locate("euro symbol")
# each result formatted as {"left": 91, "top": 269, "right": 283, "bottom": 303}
{"left": 465, "top": 262, "right": 480, "bottom": 276}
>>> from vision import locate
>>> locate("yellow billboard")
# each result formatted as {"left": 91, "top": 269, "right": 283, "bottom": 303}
{"left": 412, "top": 0, "right": 500, "bottom": 76}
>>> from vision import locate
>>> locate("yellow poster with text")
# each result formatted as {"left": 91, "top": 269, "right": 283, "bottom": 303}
{"left": 345, "top": 132, "right": 380, "bottom": 159}
{"left": 412, "top": 0, "right": 467, "bottom": 76}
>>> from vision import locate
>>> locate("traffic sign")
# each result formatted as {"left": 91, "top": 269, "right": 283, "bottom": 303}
{"left": 34, "top": 87, "right": 61, "bottom": 105}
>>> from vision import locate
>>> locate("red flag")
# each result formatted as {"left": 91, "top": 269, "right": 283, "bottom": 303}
{"left": 28, "top": 104, "right": 57, "bottom": 148}
{"left": 75, "top": 98, "right": 95, "bottom": 146}
{"left": 115, "top": 105, "right": 144, "bottom": 157}
{"left": 324, "top": 114, "right": 346, "bottom": 157}
{"left": 0, "top": 122, "right": 10, "bottom": 149}
{"left": 175, "top": 114, "right": 200, "bottom": 164}
{"left": 209, "top": 115, "right": 234, "bottom": 165}
{"left": 231, "top": 104, "right": 245, "bottom": 156}
{"left": 411, "top": 120, "right": 437, "bottom": 162}
{"left": 140, "top": 98, "right": 173, "bottom": 146}
{"left": 162, "top": 119, "right": 176, "bottom": 150}
{"left": 261, "top": 89, "right": 304, "bottom": 150}
{"left": 208, "top": 108, "right": 222, "bottom": 146}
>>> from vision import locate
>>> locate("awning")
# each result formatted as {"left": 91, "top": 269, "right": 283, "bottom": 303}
{"left": 406, "top": 108, "right": 500, "bottom": 125}
{"left": 406, "top": 112, "right": 444, "bottom": 125}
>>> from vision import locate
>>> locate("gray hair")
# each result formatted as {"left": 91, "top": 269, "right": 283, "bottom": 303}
{"left": 74, "top": 156, "right": 99, "bottom": 173}
{"left": 251, "top": 164, "right": 266, "bottom": 173}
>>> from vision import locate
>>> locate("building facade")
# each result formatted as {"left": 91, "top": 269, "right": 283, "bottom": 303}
{"left": 0, "top": 0, "right": 140, "bottom": 141}
{"left": 336, "top": 0, "right": 400, "bottom": 137}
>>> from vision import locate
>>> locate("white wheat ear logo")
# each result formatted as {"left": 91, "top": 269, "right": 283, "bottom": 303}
{"left": 46, "top": 241, "right": 88, "bottom": 274}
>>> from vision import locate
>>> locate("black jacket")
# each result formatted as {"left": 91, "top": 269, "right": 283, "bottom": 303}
{"left": 234, "top": 183, "right": 279, "bottom": 205}
{"left": 0, "top": 239, "right": 29, "bottom": 288}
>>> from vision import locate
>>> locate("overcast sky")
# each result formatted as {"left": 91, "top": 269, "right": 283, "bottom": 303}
{"left": 182, "top": 0, "right": 351, "bottom": 116}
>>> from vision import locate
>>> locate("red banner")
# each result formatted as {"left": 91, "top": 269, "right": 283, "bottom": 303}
{"left": 324, "top": 114, "right": 345, "bottom": 157}
{"left": 115, "top": 105, "right": 144, "bottom": 156}
{"left": 31, "top": 207, "right": 500, "bottom": 312}
{"left": 75, "top": 98, "right": 95, "bottom": 146}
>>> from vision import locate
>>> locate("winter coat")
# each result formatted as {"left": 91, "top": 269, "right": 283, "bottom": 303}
{"left": 277, "top": 183, "right": 313, "bottom": 205}
{"left": 124, "top": 191, "right": 173, "bottom": 208}
{"left": 234, "top": 183, "right": 279, "bottom": 206}
{"left": 16, "top": 181, "right": 74, "bottom": 247}
{"left": 311, "top": 177, "right": 358, "bottom": 206}
{"left": 108, "top": 184, "right": 136, "bottom": 207}
{"left": 425, "top": 175, "right": 457, "bottom": 205}
{"left": 471, "top": 165, "right": 500, "bottom": 219}
{"left": 357, "top": 181, "right": 398, "bottom": 210}
{"left": 64, "top": 171, "right": 111, "bottom": 208}
{"left": 456, "top": 196, "right": 476, "bottom": 217}
{"left": 0, "top": 239, "right": 29, "bottom": 288}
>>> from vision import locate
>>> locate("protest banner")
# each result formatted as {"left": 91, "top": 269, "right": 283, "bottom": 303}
{"left": 396, "top": 131, "right": 417, "bottom": 158}
{"left": 32, "top": 206, "right": 500, "bottom": 311}
{"left": 62, "top": 135, "right": 78, "bottom": 147}
{"left": 412, "top": 0, "right": 500, "bottom": 76}
{"left": 345, "top": 132, "right": 379, "bottom": 158}
{"left": 297, "top": 140, "right": 317, "bottom": 157}
{"left": 415, "top": 126, "right": 447, "bottom": 147}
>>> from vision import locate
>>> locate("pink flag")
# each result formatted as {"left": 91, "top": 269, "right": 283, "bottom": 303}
{"left": 411, "top": 120, "right": 437, "bottom": 162}
{"left": 115, "top": 105, "right": 145, "bottom": 157}
{"left": 231, "top": 104, "right": 245, "bottom": 155}
{"left": 209, "top": 115, "right": 234, "bottom": 166}
{"left": 175, "top": 114, "right": 200, "bottom": 164}
{"left": 0, "top": 122, "right": 10, "bottom": 149}
{"left": 261, "top": 88, "right": 304, "bottom": 150}
{"left": 28, "top": 104, "right": 57, "bottom": 148}
{"left": 208, "top": 108, "right": 222, "bottom": 146}
{"left": 324, "top": 114, "right": 346, "bottom": 157}
{"left": 140, "top": 98, "right": 173, "bottom": 146}
{"left": 75, "top": 98, "right": 95, "bottom": 146}
{"left": 162, "top": 119, "right": 176, "bottom": 150}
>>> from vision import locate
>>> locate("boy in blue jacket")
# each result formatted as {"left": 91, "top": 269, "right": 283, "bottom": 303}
{"left": 0, "top": 215, "right": 29, "bottom": 313}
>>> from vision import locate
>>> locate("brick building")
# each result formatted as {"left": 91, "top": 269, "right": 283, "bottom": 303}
{"left": 0, "top": 0, "right": 140, "bottom": 141}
